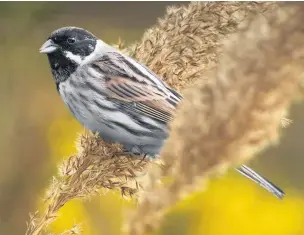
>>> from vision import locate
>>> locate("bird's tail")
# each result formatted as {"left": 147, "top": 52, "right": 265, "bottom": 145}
{"left": 236, "top": 165, "right": 285, "bottom": 199}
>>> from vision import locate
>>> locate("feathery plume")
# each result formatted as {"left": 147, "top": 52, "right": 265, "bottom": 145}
{"left": 128, "top": 2, "right": 277, "bottom": 91}
{"left": 128, "top": 3, "right": 304, "bottom": 234}
{"left": 26, "top": 133, "right": 151, "bottom": 235}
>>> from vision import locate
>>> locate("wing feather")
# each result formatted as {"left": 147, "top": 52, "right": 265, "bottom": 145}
{"left": 89, "top": 52, "right": 182, "bottom": 123}
{"left": 104, "top": 76, "right": 176, "bottom": 122}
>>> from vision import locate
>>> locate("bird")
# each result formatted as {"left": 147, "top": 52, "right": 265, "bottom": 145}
{"left": 40, "top": 26, "right": 285, "bottom": 199}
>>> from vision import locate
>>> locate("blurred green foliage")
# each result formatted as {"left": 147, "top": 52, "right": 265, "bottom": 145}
{"left": 1, "top": 2, "right": 304, "bottom": 235}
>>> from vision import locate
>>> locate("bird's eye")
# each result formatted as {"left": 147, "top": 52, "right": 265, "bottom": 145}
{"left": 67, "top": 38, "right": 76, "bottom": 44}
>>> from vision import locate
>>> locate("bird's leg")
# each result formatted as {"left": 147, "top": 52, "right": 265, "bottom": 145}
{"left": 139, "top": 154, "right": 148, "bottom": 163}
{"left": 111, "top": 150, "right": 135, "bottom": 158}
{"left": 111, "top": 146, "right": 148, "bottom": 161}
{"left": 111, "top": 146, "right": 142, "bottom": 158}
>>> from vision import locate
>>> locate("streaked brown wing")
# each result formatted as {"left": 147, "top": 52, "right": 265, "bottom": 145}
{"left": 104, "top": 76, "right": 176, "bottom": 123}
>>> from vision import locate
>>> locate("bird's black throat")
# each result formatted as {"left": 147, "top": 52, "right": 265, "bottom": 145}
{"left": 47, "top": 51, "right": 78, "bottom": 89}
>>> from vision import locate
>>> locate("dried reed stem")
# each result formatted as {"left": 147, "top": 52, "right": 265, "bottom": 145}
{"left": 128, "top": 3, "right": 304, "bottom": 234}
{"left": 26, "top": 2, "right": 279, "bottom": 235}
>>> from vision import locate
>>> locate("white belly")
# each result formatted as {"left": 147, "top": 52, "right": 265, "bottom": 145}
{"left": 58, "top": 78, "right": 163, "bottom": 149}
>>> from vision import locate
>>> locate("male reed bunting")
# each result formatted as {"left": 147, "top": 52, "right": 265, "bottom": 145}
{"left": 40, "top": 27, "right": 285, "bottom": 199}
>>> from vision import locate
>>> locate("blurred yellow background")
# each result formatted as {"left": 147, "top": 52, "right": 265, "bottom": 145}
{"left": 1, "top": 2, "right": 304, "bottom": 235}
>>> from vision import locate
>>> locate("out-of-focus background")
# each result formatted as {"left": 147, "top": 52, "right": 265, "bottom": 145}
{"left": 1, "top": 2, "right": 304, "bottom": 235}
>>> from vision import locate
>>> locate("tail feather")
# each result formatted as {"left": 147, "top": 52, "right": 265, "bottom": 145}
{"left": 236, "top": 165, "right": 285, "bottom": 199}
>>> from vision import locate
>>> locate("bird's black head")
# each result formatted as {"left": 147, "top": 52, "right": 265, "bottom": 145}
{"left": 40, "top": 27, "right": 98, "bottom": 83}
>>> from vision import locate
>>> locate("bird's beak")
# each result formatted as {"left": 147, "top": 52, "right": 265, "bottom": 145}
{"left": 39, "top": 39, "right": 58, "bottom": 54}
